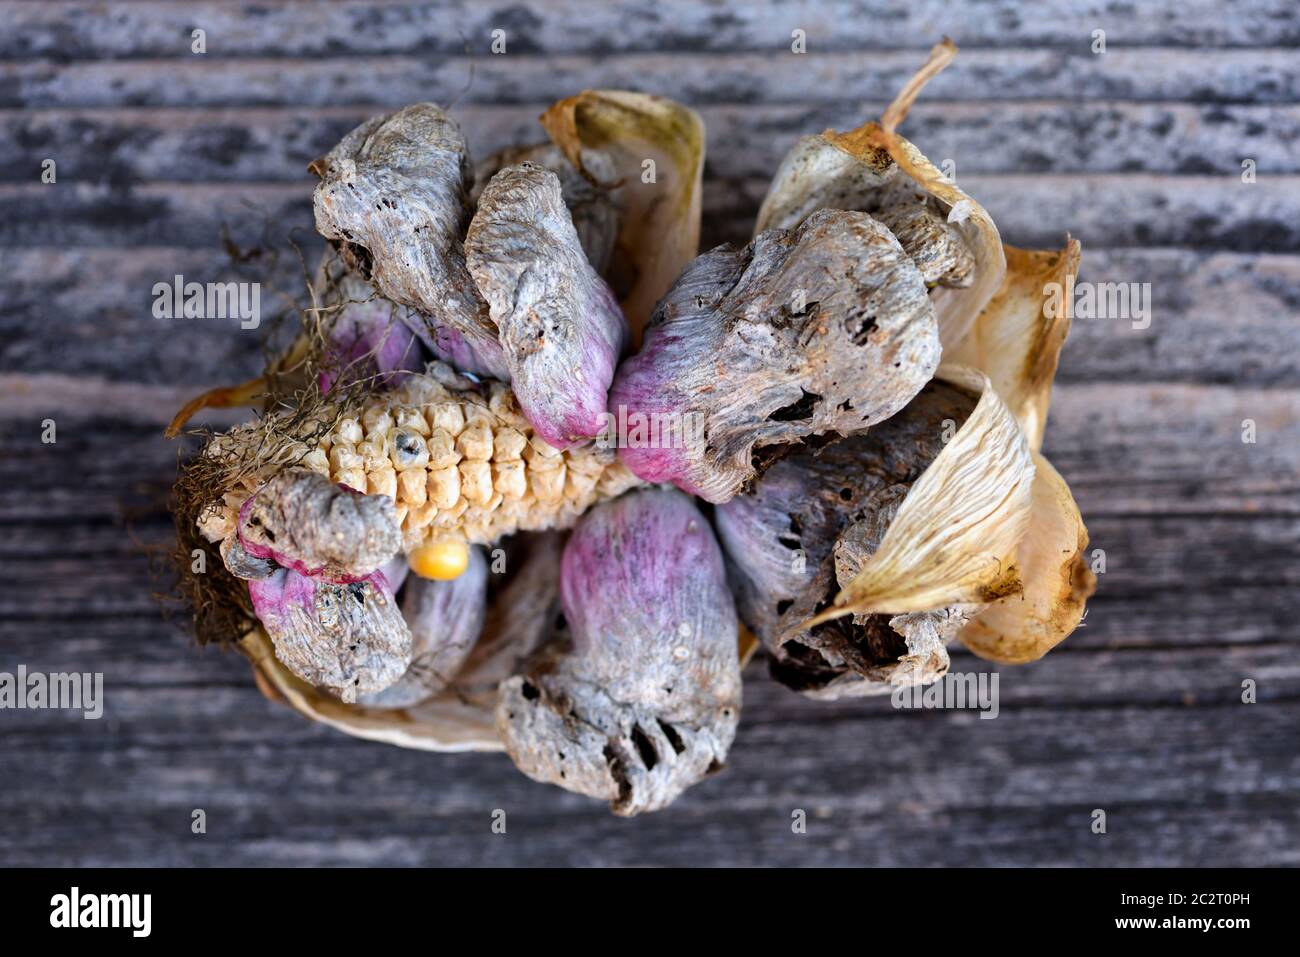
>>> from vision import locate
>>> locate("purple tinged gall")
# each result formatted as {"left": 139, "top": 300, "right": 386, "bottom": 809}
{"left": 497, "top": 488, "right": 741, "bottom": 816}
{"left": 466, "top": 163, "right": 628, "bottom": 448}
{"left": 238, "top": 469, "right": 401, "bottom": 581}
{"left": 248, "top": 566, "right": 412, "bottom": 702}
{"left": 609, "top": 209, "right": 941, "bottom": 503}
{"left": 318, "top": 296, "right": 425, "bottom": 394}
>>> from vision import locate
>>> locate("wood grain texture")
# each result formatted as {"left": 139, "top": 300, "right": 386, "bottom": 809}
{"left": 0, "top": 0, "right": 1297, "bottom": 867}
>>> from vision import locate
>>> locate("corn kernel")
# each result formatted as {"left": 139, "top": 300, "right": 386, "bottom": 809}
{"left": 494, "top": 427, "right": 527, "bottom": 461}
{"left": 531, "top": 464, "right": 566, "bottom": 502}
{"left": 398, "top": 468, "right": 427, "bottom": 507}
{"left": 361, "top": 406, "right": 394, "bottom": 437}
{"left": 368, "top": 466, "right": 398, "bottom": 500}
{"left": 337, "top": 468, "right": 367, "bottom": 492}
{"left": 457, "top": 422, "right": 493, "bottom": 461}
{"left": 426, "top": 402, "right": 464, "bottom": 436}
{"left": 494, "top": 460, "right": 527, "bottom": 499}
{"left": 394, "top": 406, "right": 430, "bottom": 437}
{"left": 409, "top": 539, "right": 470, "bottom": 580}
{"left": 333, "top": 417, "right": 363, "bottom": 446}
{"left": 427, "top": 465, "right": 461, "bottom": 509}
{"left": 329, "top": 445, "right": 362, "bottom": 472}
{"left": 460, "top": 460, "right": 492, "bottom": 504}
{"left": 426, "top": 430, "right": 459, "bottom": 470}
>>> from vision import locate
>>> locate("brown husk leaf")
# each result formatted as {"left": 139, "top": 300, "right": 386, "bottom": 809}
{"left": 540, "top": 90, "right": 705, "bottom": 346}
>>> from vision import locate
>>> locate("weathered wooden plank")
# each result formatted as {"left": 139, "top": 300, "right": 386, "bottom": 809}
{"left": 5, "top": 47, "right": 1299, "bottom": 110}
{"left": 4, "top": 1, "right": 1296, "bottom": 60}
{"left": 0, "top": 680, "right": 1294, "bottom": 865}
{"left": 701, "top": 173, "right": 1300, "bottom": 251}
{"left": 6, "top": 100, "right": 1296, "bottom": 185}
{"left": 5, "top": 246, "right": 1297, "bottom": 388}
{"left": 3, "top": 174, "right": 1297, "bottom": 253}
{"left": 1042, "top": 383, "right": 1300, "bottom": 515}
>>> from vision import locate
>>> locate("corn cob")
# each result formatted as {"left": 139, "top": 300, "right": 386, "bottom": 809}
{"left": 196, "top": 363, "right": 641, "bottom": 559}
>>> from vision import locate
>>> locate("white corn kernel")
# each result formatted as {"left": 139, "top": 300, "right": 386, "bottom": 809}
{"left": 426, "top": 402, "right": 464, "bottom": 436}
{"left": 394, "top": 406, "right": 430, "bottom": 437}
{"left": 398, "top": 468, "right": 427, "bottom": 507}
{"left": 457, "top": 422, "right": 494, "bottom": 461}
{"left": 427, "top": 465, "right": 461, "bottom": 509}
{"left": 426, "top": 430, "right": 459, "bottom": 470}
{"left": 368, "top": 466, "right": 398, "bottom": 500}
{"left": 494, "top": 427, "right": 527, "bottom": 461}
{"left": 460, "top": 460, "right": 492, "bottom": 504}
{"left": 329, "top": 445, "right": 363, "bottom": 472}
{"left": 494, "top": 460, "right": 527, "bottom": 499}
{"left": 390, "top": 430, "right": 430, "bottom": 470}
{"left": 531, "top": 464, "right": 566, "bottom": 502}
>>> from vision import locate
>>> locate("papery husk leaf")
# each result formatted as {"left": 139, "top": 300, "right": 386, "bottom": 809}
{"left": 801, "top": 365, "right": 1034, "bottom": 626}
{"left": 238, "top": 533, "right": 570, "bottom": 751}
{"left": 540, "top": 90, "right": 704, "bottom": 346}
{"left": 947, "top": 240, "right": 1082, "bottom": 452}
{"left": 241, "top": 625, "right": 502, "bottom": 751}
{"left": 756, "top": 39, "right": 1005, "bottom": 350}
{"left": 959, "top": 452, "right": 1094, "bottom": 663}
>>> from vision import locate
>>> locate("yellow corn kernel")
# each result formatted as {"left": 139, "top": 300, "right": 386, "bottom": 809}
{"left": 409, "top": 539, "right": 470, "bottom": 580}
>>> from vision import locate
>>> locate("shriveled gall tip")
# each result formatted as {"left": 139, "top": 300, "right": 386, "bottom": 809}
{"left": 757, "top": 144, "right": 974, "bottom": 291}
{"left": 609, "top": 208, "right": 940, "bottom": 503}
{"left": 756, "top": 42, "right": 1006, "bottom": 349}
{"left": 311, "top": 104, "right": 509, "bottom": 381}
{"left": 466, "top": 163, "right": 628, "bottom": 449}
{"left": 473, "top": 143, "right": 622, "bottom": 275}
{"left": 248, "top": 567, "right": 412, "bottom": 703}
{"left": 219, "top": 534, "right": 277, "bottom": 580}
{"left": 873, "top": 193, "right": 976, "bottom": 289}
{"left": 359, "top": 546, "right": 488, "bottom": 709}
{"left": 497, "top": 488, "right": 741, "bottom": 816}
{"left": 715, "top": 380, "right": 979, "bottom": 698}
{"left": 238, "top": 468, "right": 401, "bottom": 581}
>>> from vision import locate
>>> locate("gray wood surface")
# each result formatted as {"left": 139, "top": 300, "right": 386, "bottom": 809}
{"left": 1, "top": 0, "right": 1297, "bottom": 867}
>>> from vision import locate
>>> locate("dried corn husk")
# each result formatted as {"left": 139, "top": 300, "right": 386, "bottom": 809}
{"left": 540, "top": 90, "right": 705, "bottom": 345}
{"left": 942, "top": 238, "right": 1095, "bottom": 661}
{"left": 802, "top": 364, "right": 1035, "bottom": 627}
{"left": 958, "top": 453, "right": 1093, "bottom": 663}
{"left": 947, "top": 239, "right": 1082, "bottom": 452}
{"left": 756, "top": 39, "right": 1005, "bottom": 350}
